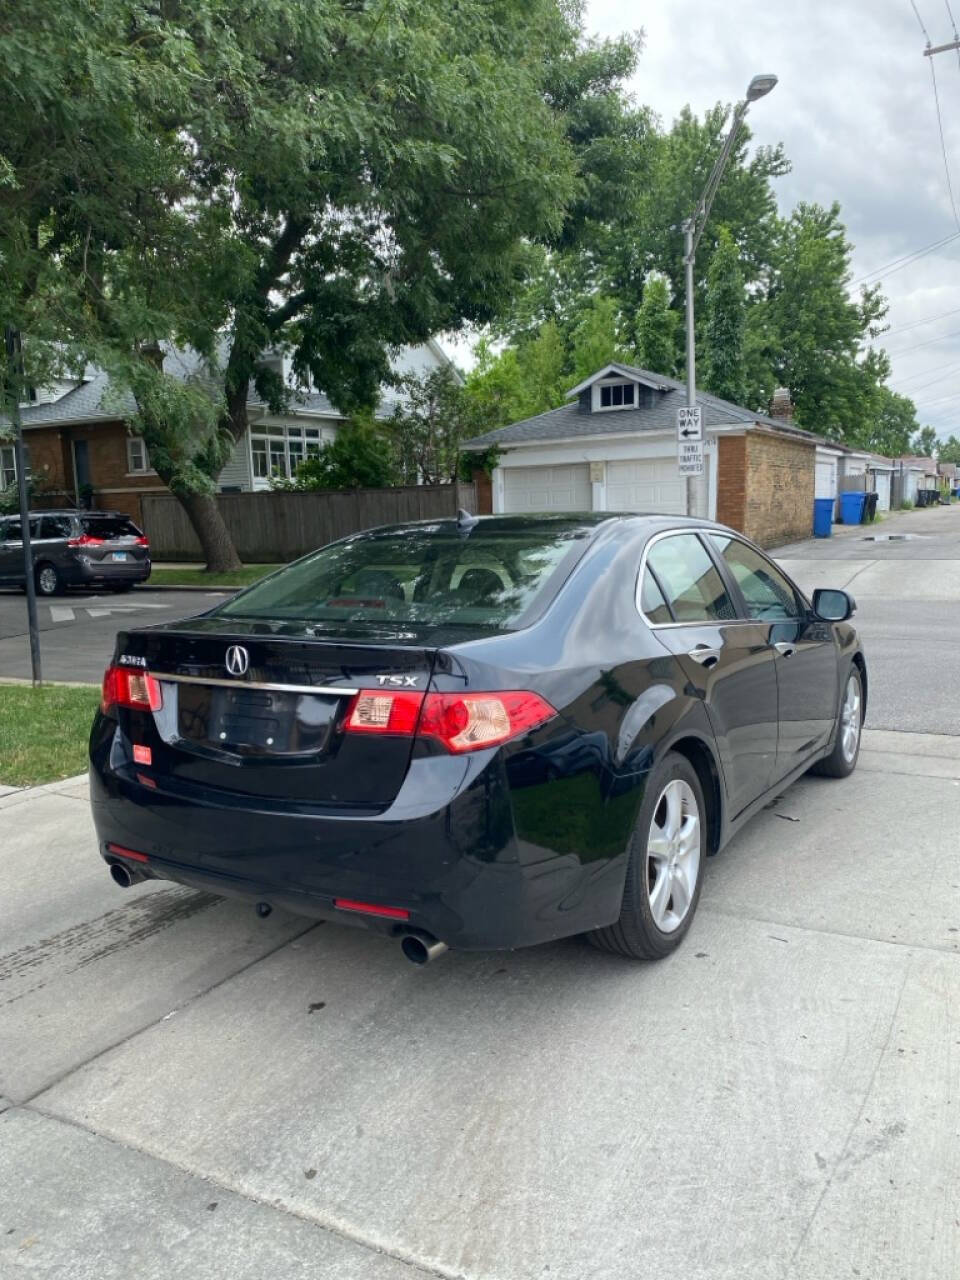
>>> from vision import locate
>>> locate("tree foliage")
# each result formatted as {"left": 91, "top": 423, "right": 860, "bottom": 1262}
{"left": 634, "top": 274, "right": 678, "bottom": 376}
{"left": 910, "top": 425, "right": 940, "bottom": 457}
{"left": 1, "top": 0, "right": 634, "bottom": 566}
{"left": 702, "top": 228, "right": 745, "bottom": 404}
{"left": 272, "top": 422, "right": 393, "bottom": 491}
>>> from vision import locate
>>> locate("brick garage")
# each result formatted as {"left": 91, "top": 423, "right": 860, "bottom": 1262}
{"left": 716, "top": 430, "right": 816, "bottom": 547}
{"left": 23, "top": 421, "right": 166, "bottom": 525}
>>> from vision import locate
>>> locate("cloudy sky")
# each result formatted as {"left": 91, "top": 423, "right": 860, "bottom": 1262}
{"left": 585, "top": 0, "right": 960, "bottom": 438}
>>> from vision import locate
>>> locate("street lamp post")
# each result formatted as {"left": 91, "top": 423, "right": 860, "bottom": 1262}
{"left": 682, "top": 73, "right": 777, "bottom": 517}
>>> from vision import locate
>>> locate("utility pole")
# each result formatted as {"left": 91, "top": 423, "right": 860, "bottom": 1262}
{"left": 682, "top": 74, "right": 777, "bottom": 517}
{"left": 924, "top": 39, "right": 960, "bottom": 55}
{"left": 4, "top": 326, "right": 42, "bottom": 685}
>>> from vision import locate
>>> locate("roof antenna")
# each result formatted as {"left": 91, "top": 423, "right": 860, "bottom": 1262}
{"left": 457, "top": 507, "right": 480, "bottom": 535}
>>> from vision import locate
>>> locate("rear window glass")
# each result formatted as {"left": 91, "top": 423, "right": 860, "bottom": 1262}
{"left": 80, "top": 515, "right": 142, "bottom": 539}
{"left": 40, "top": 515, "right": 74, "bottom": 538}
{"left": 217, "top": 520, "right": 596, "bottom": 630}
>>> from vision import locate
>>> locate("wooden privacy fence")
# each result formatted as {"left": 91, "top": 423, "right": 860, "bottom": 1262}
{"left": 141, "top": 483, "right": 477, "bottom": 562}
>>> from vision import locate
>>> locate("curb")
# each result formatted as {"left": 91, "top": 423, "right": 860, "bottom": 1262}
{"left": 134, "top": 584, "right": 239, "bottom": 594}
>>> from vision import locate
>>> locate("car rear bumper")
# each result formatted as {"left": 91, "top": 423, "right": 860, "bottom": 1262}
{"left": 68, "top": 557, "right": 151, "bottom": 585}
{"left": 89, "top": 725, "right": 630, "bottom": 952}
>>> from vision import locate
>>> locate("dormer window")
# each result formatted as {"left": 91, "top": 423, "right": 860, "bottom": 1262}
{"left": 599, "top": 382, "right": 635, "bottom": 410}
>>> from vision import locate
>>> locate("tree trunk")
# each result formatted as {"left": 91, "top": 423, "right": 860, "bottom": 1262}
{"left": 176, "top": 490, "right": 243, "bottom": 573}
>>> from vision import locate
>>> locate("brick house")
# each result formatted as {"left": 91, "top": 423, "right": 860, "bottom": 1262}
{"left": 0, "top": 341, "right": 453, "bottom": 527}
{"left": 462, "top": 362, "right": 838, "bottom": 547}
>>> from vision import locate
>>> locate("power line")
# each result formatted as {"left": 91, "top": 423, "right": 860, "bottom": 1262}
{"left": 892, "top": 355, "right": 960, "bottom": 391}
{"left": 927, "top": 52, "right": 960, "bottom": 230}
{"left": 912, "top": 0, "right": 932, "bottom": 40}
{"left": 883, "top": 323, "right": 960, "bottom": 354}
{"left": 885, "top": 303, "right": 960, "bottom": 334}
{"left": 852, "top": 231, "right": 960, "bottom": 285}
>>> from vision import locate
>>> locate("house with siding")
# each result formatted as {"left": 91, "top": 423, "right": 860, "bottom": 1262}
{"left": 0, "top": 341, "right": 453, "bottom": 526}
{"left": 462, "top": 362, "right": 848, "bottom": 547}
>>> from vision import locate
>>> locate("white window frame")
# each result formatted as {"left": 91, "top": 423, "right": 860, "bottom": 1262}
{"left": 126, "top": 436, "right": 155, "bottom": 475}
{"left": 248, "top": 422, "right": 329, "bottom": 488}
{"left": 591, "top": 378, "right": 638, "bottom": 413}
{"left": 0, "top": 443, "right": 29, "bottom": 489}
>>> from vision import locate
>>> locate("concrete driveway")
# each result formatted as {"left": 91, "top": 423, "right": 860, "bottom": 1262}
{"left": 2, "top": 503, "right": 959, "bottom": 1279}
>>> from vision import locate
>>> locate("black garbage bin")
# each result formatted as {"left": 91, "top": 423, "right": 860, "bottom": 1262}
{"left": 916, "top": 489, "right": 929, "bottom": 508}
{"left": 865, "top": 491, "right": 879, "bottom": 521}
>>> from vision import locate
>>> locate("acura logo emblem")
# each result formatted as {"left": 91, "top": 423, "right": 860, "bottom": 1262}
{"left": 225, "top": 645, "right": 250, "bottom": 677}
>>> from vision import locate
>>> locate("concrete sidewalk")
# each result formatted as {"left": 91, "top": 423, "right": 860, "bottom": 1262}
{"left": 2, "top": 731, "right": 958, "bottom": 1280}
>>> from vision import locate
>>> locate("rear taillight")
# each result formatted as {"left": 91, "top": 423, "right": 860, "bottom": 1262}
{"left": 343, "top": 689, "right": 555, "bottom": 754}
{"left": 101, "top": 665, "right": 163, "bottom": 714}
{"left": 134, "top": 536, "right": 149, "bottom": 547}
{"left": 67, "top": 534, "right": 105, "bottom": 547}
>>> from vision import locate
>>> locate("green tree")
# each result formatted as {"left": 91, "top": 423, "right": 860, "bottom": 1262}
{"left": 765, "top": 203, "right": 887, "bottom": 440}
{"left": 1, "top": 0, "right": 621, "bottom": 568}
{"left": 910, "top": 425, "right": 939, "bottom": 457}
{"left": 634, "top": 275, "right": 678, "bottom": 375}
{"left": 388, "top": 369, "right": 494, "bottom": 485}
{"left": 568, "top": 296, "right": 633, "bottom": 386}
{"left": 702, "top": 228, "right": 746, "bottom": 403}
{"left": 273, "top": 423, "right": 393, "bottom": 491}
{"left": 937, "top": 434, "right": 960, "bottom": 464}
{"left": 862, "top": 388, "right": 919, "bottom": 457}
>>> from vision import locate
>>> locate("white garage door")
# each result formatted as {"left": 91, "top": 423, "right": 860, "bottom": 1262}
{"left": 815, "top": 458, "right": 837, "bottom": 499}
{"left": 606, "top": 458, "right": 685, "bottom": 514}
{"left": 874, "top": 472, "right": 891, "bottom": 512}
{"left": 502, "top": 464, "right": 592, "bottom": 513}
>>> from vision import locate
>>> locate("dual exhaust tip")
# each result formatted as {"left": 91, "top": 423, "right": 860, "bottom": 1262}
{"left": 108, "top": 864, "right": 447, "bottom": 964}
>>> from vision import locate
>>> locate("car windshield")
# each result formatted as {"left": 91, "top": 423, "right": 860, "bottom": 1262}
{"left": 216, "top": 519, "right": 597, "bottom": 630}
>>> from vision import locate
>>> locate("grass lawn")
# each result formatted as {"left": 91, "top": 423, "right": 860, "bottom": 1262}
{"left": 0, "top": 684, "right": 100, "bottom": 787}
{"left": 146, "top": 563, "right": 283, "bottom": 589}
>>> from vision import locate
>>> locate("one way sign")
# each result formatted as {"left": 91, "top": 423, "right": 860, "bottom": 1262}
{"left": 677, "top": 407, "right": 703, "bottom": 441}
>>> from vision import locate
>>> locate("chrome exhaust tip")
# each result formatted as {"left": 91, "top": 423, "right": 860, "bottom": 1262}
{"left": 400, "top": 932, "right": 448, "bottom": 966}
{"left": 109, "top": 861, "right": 144, "bottom": 889}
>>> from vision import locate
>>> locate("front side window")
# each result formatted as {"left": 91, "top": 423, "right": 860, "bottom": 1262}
{"left": 645, "top": 534, "right": 734, "bottom": 623}
{"left": 217, "top": 519, "right": 595, "bottom": 631}
{"left": 708, "top": 535, "right": 800, "bottom": 621}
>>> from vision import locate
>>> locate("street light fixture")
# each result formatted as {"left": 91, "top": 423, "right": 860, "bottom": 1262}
{"left": 681, "top": 73, "right": 778, "bottom": 515}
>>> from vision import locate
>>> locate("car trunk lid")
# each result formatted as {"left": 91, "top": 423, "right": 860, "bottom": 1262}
{"left": 116, "top": 627, "right": 437, "bottom": 808}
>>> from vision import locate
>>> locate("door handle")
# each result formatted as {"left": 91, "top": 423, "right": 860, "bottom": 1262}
{"left": 688, "top": 645, "right": 721, "bottom": 669}
{"left": 773, "top": 642, "right": 796, "bottom": 658}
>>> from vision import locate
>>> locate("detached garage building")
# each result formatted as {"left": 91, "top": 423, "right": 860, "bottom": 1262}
{"left": 463, "top": 363, "right": 825, "bottom": 547}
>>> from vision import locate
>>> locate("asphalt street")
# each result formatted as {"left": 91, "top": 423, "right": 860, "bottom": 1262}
{"left": 1, "top": 503, "right": 958, "bottom": 1279}
{"left": 0, "top": 586, "right": 227, "bottom": 684}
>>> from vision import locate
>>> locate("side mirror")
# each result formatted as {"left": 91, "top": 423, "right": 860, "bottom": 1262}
{"left": 813, "top": 587, "right": 856, "bottom": 622}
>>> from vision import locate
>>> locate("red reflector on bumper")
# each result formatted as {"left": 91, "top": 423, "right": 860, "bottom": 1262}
{"left": 132, "top": 745, "right": 152, "bottom": 765}
{"left": 334, "top": 898, "right": 410, "bottom": 921}
{"left": 107, "top": 843, "right": 149, "bottom": 863}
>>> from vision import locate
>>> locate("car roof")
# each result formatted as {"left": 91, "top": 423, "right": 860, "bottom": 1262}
{"left": 344, "top": 513, "right": 732, "bottom": 540}
{"left": 2, "top": 509, "right": 128, "bottom": 519}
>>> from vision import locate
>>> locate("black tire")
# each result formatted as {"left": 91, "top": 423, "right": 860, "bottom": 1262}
{"left": 810, "top": 665, "right": 863, "bottom": 779}
{"left": 588, "top": 751, "right": 707, "bottom": 960}
{"left": 34, "top": 562, "right": 62, "bottom": 597}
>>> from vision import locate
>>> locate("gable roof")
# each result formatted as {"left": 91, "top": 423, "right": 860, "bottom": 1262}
{"left": 462, "top": 363, "right": 830, "bottom": 450}
{"left": 566, "top": 362, "right": 674, "bottom": 397}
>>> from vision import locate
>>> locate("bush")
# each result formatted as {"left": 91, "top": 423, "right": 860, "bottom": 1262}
{"left": 271, "top": 423, "right": 393, "bottom": 491}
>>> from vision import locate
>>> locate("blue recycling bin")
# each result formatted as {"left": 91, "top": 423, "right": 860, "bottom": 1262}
{"left": 813, "top": 497, "right": 834, "bottom": 538}
{"left": 839, "top": 491, "right": 867, "bottom": 524}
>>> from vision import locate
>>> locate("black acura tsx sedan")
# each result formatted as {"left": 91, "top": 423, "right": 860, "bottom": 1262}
{"left": 89, "top": 513, "right": 865, "bottom": 964}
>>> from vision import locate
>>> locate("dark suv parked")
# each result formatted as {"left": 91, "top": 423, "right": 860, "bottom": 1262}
{"left": 0, "top": 510, "right": 151, "bottom": 595}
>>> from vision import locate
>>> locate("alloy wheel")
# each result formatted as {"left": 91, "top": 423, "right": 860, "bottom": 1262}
{"left": 646, "top": 778, "right": 701, "bottom": 933}
{"left": 37, "top": 566, "right": 58, "bottom": 595}
{"left": 840, "top": 674, "right": 861, "bottom": 762}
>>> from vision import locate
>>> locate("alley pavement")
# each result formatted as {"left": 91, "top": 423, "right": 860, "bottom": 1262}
{"left": 1, "top": 502, "right": 959, "bottom": 1279}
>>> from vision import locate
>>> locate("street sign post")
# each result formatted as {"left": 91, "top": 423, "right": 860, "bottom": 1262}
{"left": 677, "top": 407, "right": 702, "bottom": 441}
{"left": 678, "top": 440, "right": 704, "bottom": 476}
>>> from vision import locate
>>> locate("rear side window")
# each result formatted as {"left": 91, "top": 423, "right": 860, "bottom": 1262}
{"left": 640, "top": 570, "right": 673, "bottom": 624}
{"left": 217, "top": 520, "right": 595, "bottom": 630}
{"left": 646, "top": 534, "right": 735, "bottom": 623}
{"left": 40, "top": 515, "right": 73, "bottom": 539}
{"left": 80, "top": 515, "right": 142, "bottom": 539}
{"left": 708, "top": 535, "right": 800, "bottom": 621}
